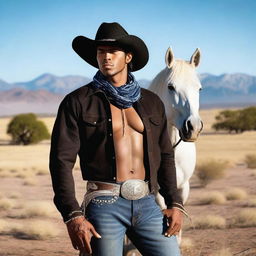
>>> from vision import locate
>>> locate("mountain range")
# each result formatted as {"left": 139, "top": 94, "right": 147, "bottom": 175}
{"left": 0, "top": 72, "right": 256, "bottom": 116}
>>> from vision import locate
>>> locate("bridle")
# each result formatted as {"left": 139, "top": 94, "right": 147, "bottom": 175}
{"left": 172, "top": 138, "right": 182, "bottom": 149}
{"left": 172, "top": 121, "right": 203, "bottom": 149}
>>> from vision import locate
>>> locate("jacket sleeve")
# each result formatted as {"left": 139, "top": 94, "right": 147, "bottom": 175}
{"left": 157, "top": 99, "right": 186, "bottom": 213}
{"left": 49, "top": 94, "right": 82, "bottom": 222}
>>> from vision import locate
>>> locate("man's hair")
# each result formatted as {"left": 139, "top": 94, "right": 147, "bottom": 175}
{"left": 128, "top": 62, "right": 133, "bottom": 72}
{"left": 123, "top": 47, "right": 133, "bottom": 72}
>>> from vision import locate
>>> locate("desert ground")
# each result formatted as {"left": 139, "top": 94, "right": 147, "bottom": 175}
{"left": 0, "top": 109, "right": 256, "bottom": 256}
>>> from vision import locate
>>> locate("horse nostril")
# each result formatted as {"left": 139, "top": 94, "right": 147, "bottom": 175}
{"left": 182, "top": 120, "right": 193, "bottom": 136}
{"left": 187, "top": 120, "right": 193, "bottom": 132}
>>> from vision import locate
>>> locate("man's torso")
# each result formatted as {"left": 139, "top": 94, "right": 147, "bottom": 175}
{"left": 110, "top": 103, "right": 145, "bottom": 181}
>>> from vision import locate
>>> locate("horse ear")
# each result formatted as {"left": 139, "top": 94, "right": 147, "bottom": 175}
{"left": 165, "top": 47, "right": 174, "bottom": 69}
{"left": 190, "top": 48, "right": 201, "bottom": 67}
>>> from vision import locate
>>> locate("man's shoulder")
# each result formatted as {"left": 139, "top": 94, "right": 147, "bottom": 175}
{"left": 66, "top": 81, "right": 93, "bottom": 99}
{"left": 141, "top": 88, "right": 163, "bottom": 104}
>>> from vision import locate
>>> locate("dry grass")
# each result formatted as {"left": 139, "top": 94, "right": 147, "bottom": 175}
{"left": 9, "top": 220, "right": 59, "bottom": 240}
{"left": 8, "top": 192, "right": 21, "bottom": 199}
{"left": 188, "top": 215, "right": 226, "bottom": 230}
{"left": 23, "top": 177, "right": 37, "bottom": 186}
{"left": 180, "top": 237, "right": 194, "bottom": 249}
{"left": 15, "top": 201, "right": 56, "bottom": 218}
{"left": 0, "top": 219, "right": 9, "bottom": 233}
{"left": 0, "top": 198, "right": 14, "bottom": 210}
{"left": 244, "top": 154, "right": 256, "bottom": 169}
{"left": 231, "top": 209, "right": 256, "bottom": 227}
{"left": 213, "top": 248, "right": 232, "bottom": 256}
{"left": 243, "top": 198, "right": 256, "bottom": 207}
{"left": 196, "top": 159, "right": 228, "bottom": 187}
{"left": 225, "top": 187, "right": 248, "bottom": 200}
{"left": 197, "top": 191, "right": 226, "bottom": 205}
{"left": 36, "top": 169, "right": 49, "bottom": 175}
{"left": 0, "top": 169, "right": 15, "bottom": 178}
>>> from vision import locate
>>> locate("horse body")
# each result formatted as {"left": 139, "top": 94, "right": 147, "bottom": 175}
{"left": 149, "top": 48, "right": 203, "bottom": 209}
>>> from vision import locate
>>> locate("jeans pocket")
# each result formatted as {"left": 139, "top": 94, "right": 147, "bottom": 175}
{"left": 91, "top": 195, "right": 119, "bottom": 205}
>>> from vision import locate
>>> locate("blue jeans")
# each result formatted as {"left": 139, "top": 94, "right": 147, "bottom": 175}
{"left": 84, "top": 194, "right": 180, "bottom": 256}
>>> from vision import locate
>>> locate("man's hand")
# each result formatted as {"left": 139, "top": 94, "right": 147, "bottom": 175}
{"left": 162, "top": 208, "right": 183, "bottom": 237}
{"left": 66, "top": 216, "right": 101, "bottom": 254}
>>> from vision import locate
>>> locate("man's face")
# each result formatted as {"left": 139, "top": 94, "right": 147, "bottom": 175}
{"left": 96, "top": 45, "right": 132, "bottom": 80}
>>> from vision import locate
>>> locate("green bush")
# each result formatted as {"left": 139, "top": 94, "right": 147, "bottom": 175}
{"left": 212, "top": 107, "right": 256, "bottom": 133}
{"left": 196, "top": 159, "right": 228, "bottom": 187}
{"left": 7, "top": 113, "right": 50, "bottom": 145}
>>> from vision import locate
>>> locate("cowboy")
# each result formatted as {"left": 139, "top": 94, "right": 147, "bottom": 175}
{"left": 49, "top": 22, "right": 186, "bottom": 256}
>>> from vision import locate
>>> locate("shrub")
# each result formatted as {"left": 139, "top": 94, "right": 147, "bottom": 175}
{"left": 231, "top": 209, "right": 256, "bottom": 227}
{"left": 36, "top": 169, "right": 49, "bottom": 175}
{"left": 180, "top": 237, "right": 194, "bottom": 250}
{"left": 212, "top": 107, "right": 256, "bottom": 133}
{"left": 23, "top": 177, "right": 37, "bottom": 186}
{"left": 198, "top": 191, "right": 226, "bottom": 205}
{"left": 15, "top": 201, "right": 56, "bottom": 218}
{"left": 245, "top": 154, "right": 256, "bottom": 169}
{"left": 213, "top": 248, "right": 232, "bottom": 256}
{"left": 0, "top": 198, "right": 14, "bottom": 210}
{"left": 225, "top": 187, "right": 247, "bottom": 200}
{"left": 243, "top": 198, "right": 256, "bottom": 207}
{"left": 192, "top": 215, "right": 226, "bottom": 229}
{"left": 8, "top": 192, "right": 21, "bottom": 199}
{"left": 196, "top": 159, "right": 228, "bottom": 187}
{"left": 7, "top": 113, "right": 50, "bottom": 145}
{"left": 0, "top": 219, "right": 9, "bottom": 233}
{"left": 10, "top": 220, "right": 59, "bottom": 240}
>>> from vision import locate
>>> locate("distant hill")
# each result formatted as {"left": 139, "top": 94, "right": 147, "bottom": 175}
{"left": 0, "top": 72, "right": 256, "bottom": 116}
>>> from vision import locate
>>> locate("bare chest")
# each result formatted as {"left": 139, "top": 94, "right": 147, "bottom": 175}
{"left": 110, "top": 104, "right": 144, "bottom": 134}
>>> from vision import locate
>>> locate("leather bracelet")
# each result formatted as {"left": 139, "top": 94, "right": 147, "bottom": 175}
{"left": 65, "top": 215, "right": 84, "bottom": 224}
{"left": 68, "top": 210, "right": 83, "bottom": 218}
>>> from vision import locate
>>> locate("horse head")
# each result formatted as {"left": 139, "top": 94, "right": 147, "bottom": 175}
{"left": 150, "top": 47, "right": 203, "bottom": 142}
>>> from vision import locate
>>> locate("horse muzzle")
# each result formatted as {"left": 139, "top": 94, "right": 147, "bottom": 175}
{"left": 180, "top": 119, "right": 203, "bottom": 142}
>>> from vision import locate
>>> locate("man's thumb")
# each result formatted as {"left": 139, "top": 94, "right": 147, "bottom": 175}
{"left": 91, "top": 226, "right": 101, "bottom": 238}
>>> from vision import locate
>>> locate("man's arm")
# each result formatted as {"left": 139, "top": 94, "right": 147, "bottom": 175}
{"left": 49, "top": 94, "right": 82, "bottom": 222}
{"left": 49, "top": 94, "right": 101, "bottom": 253}
{"left": 157, "top": 99, "right": 187, "bottom": 236}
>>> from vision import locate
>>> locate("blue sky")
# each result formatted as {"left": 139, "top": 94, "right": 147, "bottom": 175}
{"left": 0, "top": 0, "right": 255, "bottom": 83}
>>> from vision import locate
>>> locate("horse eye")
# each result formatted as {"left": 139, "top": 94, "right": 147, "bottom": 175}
{"left": 168, "top": 85, "right": 175, "bottom": 91}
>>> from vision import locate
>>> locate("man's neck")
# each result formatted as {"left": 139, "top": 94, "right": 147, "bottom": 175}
{"left": 107, "top": 70, "right": 129, "bottom": 87}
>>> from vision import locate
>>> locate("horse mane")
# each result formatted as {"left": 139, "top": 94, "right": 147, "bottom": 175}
{"left": 149, "top": 60, "right": 200, "bottom": 94}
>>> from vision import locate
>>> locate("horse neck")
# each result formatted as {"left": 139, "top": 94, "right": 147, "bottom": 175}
{"left": 168, "top": 121, "right": 181, "bottom": 148}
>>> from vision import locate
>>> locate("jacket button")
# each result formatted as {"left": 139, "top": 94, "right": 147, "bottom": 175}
{"left": 113, "top": 177, "right": 116, "bottom": 180}
{"left": 93, "top": 121, "right": 97, "bottom": 124}
{"left": 112, "top": 156, "right": 115, "bottom": 159}
{"left": 108, "top": 118, "right": 112, "bottom": 122}
{"left": 109, "top": 133, "right": 112, "bottom": 136}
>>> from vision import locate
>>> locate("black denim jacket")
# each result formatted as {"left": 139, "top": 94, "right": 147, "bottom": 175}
{"left": 49, "top": 82, "right": 184, "bottom": 222}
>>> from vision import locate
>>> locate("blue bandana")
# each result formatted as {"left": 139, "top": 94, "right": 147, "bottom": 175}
{"left": 92, "top": 71, "right": 141, "bottom": 109}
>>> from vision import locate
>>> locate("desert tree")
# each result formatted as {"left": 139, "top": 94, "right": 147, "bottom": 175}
{"left": 7, "top": 113, "right": 50, "bottom": 145}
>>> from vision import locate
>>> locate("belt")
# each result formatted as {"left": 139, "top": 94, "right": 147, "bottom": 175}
{"left": 82, "top": 179, "right": 150, "bottom": 214}
{"left": 87, "top": 179, "right": 150, "bottom": 200}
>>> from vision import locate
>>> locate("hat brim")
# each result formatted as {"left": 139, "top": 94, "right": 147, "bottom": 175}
{"left": 72, "top": 35, "right": 149, "bottom": 71}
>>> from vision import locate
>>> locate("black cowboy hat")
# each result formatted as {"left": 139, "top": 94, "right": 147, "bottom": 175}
{"left": 72, "top": 22, "right": 149, "bottom": 71}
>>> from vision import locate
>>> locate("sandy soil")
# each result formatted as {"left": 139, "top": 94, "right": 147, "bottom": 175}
{"left": 0, "top": 165, "right": 256, "bottom": 256}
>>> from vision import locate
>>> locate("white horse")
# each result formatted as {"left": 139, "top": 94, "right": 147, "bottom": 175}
{"left": 149, "top": 47, "right": 203, "bottom": 214}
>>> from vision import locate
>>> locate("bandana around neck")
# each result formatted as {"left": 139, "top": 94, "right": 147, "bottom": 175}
{"left": 92, "top": 71, "right": 141, "bottom": 109}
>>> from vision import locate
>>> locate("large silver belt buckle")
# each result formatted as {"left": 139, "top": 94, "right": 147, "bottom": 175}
{"left": 120, "top": 179, "right": 148, "bottom": 200}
